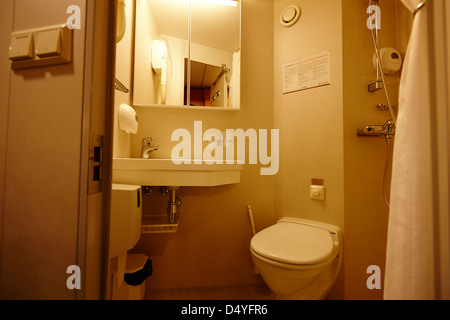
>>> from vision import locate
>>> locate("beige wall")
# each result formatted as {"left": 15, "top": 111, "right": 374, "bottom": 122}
{"left": 342, "top": 0, "right": 404, "bottom": 299}
{"left": 113, "top": 0, "right": 135, "bottom": 158}
{"left": 273, "top": 0, "right": 344, "bottom": 298}
{"left": 126, "top": 0, "right": 275, "bottom": 290}
{"left": 273, "top": 0, "right": 344, "bottom": 229}
{"left": 0, "top": 0, "right": 114, "bottom": 300}
{"left": 0, "top": 0, "right": 87, "bottom": 299}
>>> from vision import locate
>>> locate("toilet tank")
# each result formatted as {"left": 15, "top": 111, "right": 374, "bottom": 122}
{"left": 109, "top": 184, "right": 142, "bottom": 257}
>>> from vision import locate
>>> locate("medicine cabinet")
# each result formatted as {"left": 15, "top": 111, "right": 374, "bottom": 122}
{"left": 133, "top": 0, "right": 241, "bottom": 109}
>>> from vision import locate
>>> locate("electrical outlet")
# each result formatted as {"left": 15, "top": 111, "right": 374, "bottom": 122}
{"left": 310, "top": 185, "right": 325, "bottom": 201}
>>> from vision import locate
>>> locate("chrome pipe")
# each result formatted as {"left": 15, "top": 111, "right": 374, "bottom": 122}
{"left": 167, "top": 189, "right": 181, "bottom": 224}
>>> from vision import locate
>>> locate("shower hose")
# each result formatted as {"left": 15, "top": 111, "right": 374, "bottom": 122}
{"left": 369, "top": 0, "right": 396, "bottom": 209}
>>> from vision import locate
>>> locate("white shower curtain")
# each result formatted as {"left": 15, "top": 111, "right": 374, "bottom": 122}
{"left": 384, "top": 0, "right": 436, "bottom": 299}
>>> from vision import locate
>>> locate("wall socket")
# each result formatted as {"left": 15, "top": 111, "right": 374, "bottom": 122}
{"left": 310, "top": 185, "right": 325, "bottom": 200}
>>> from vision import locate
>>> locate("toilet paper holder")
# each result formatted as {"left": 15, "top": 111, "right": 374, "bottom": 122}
{"left": 118, "top": 104, "right": 138, "bottom": 134}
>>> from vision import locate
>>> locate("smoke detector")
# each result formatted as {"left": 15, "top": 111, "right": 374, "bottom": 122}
{"left": 280, "top": 5, "right": 301, "bottom": 27}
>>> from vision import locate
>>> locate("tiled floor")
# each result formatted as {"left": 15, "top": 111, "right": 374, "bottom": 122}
{"left": 145, "top": 284, "right": 275, "bottom": 300}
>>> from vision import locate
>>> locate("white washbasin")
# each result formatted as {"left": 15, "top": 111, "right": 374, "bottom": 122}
{"left": 112, "top": 158, "right": 243, "bottom": 187}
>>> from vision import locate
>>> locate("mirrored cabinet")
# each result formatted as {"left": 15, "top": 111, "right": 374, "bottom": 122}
{"left": 133, "top": 0, "right": 241, "bottom": 110}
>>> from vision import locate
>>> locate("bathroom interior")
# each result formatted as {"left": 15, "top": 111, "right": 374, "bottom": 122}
{"left": 109, "top": 0, "right": 410, "bottom": 300}
{"left": 0, "top": 0, "right": 449, "bottom": 300}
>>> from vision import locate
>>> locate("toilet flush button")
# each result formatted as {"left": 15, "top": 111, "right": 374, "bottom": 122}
{"left": 310, "top": 185, "right": 325, "bottom": 201}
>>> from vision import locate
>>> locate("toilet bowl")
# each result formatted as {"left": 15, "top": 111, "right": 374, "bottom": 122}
{"left": 250, "top": 217, "right": 343, "bottom": 300}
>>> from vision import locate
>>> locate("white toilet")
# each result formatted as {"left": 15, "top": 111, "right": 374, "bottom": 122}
{"left": 250, "top": 217, "right": 343, "bottom": 300}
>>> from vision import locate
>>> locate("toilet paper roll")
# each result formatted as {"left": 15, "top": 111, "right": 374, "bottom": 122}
{"left": 372, "top": 47, "right": 403, "bottom": 75}
{"left": 118, "top": 104, "right": 138, "bottom": 134}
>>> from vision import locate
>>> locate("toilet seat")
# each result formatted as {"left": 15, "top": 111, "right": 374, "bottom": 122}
{"left": 250, "top": 219, "right": 336, "bottom": 265}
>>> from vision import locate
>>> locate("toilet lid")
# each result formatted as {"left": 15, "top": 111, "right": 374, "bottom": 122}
{"left": 251, "top": 222, "right": 335, "bottom": 265}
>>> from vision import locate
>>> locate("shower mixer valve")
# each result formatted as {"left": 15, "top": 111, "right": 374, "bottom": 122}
{"left": 357, "top": 119, "right": 395, "bottom": 141}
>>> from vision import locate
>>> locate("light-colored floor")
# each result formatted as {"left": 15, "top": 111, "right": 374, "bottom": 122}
{"left": 145, "top": 284, "right": 275, "bottom": 300}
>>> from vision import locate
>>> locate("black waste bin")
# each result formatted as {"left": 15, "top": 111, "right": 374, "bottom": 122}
{"left": 124, "top": 254, "right": 153, "bottom": 286}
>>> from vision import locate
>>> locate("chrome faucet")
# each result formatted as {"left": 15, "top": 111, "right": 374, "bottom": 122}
{"left": 141, "top": 137, "right": 158, "bottom": 159}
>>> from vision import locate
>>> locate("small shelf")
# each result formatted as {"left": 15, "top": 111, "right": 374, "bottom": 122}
{"left": 141, "top": 214, "right": 179, "bottom": 234}
{"left": 133, "top": 103, "right": 240, "bottom": 111}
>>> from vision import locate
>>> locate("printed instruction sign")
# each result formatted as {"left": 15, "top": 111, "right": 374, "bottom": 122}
{"left": 282, "top": 51, "right": 331, "bottom": 94}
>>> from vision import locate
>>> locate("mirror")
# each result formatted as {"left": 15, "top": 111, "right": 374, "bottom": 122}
{"left": 133, "top": 0, "right": 241, "bottom": 109}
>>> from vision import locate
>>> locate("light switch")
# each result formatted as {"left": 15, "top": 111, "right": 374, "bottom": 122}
{"left": 10, "top": 25, "right": 72, "bottom": 70}
{"left": 9, "top": 33, "right": 34, "bottom": 61}
{"left": 35, "top": 29, "right": 62, "bottom": 58}
{"left": 310, "top": 185, "right": 325, "bottom": 201}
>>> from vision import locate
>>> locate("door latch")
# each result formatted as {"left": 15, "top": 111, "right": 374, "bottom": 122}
{"left": 88, "top": 134, "right": 103, "bottom": 194}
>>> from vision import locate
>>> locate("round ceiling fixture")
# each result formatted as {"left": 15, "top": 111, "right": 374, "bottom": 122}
{"left": 280, "top": 5, "right": 301, "bottom": 27}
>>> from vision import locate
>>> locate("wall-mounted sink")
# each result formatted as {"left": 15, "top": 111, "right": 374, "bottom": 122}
{"left": 112, "top": 158, "right": 243, "bottom": 187}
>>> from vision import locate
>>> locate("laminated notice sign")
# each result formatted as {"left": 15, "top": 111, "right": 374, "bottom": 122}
{"left": 282, "top": 51, "right": 331, "bottom": 94}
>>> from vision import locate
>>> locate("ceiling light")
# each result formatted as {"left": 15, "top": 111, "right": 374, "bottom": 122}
{"left": 194, "top": 0, "right": 238, "bottom": 7}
